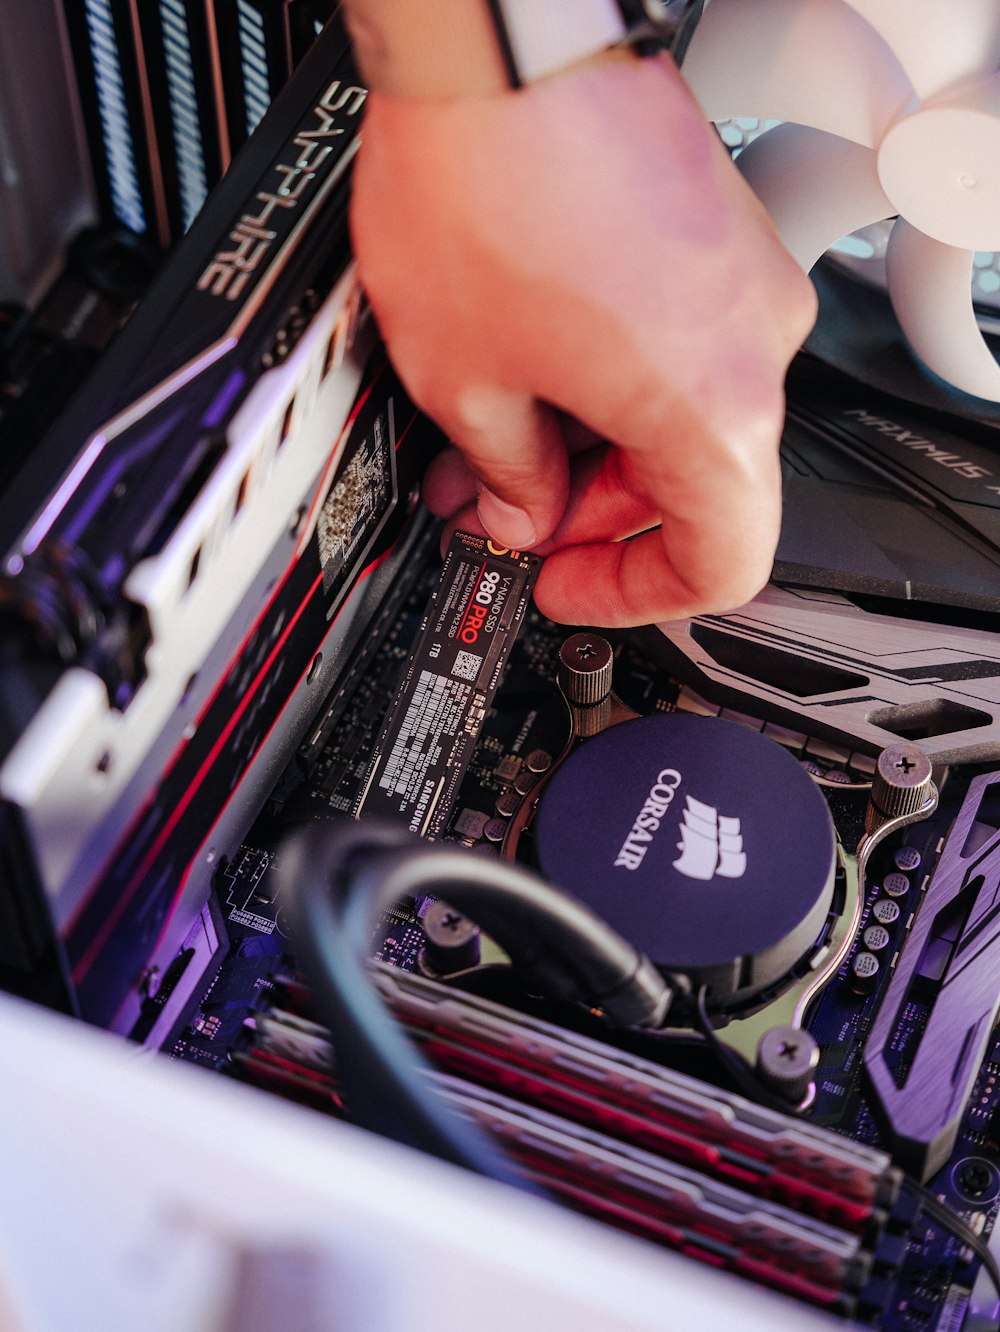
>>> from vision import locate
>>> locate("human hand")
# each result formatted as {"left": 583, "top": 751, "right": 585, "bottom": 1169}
{"left": 349, "top": 53, "right": 817, "bottom": 626}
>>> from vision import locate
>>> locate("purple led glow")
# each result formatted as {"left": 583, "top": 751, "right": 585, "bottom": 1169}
{"left": 19, "top": 338, "right": 237, "bottom": 557}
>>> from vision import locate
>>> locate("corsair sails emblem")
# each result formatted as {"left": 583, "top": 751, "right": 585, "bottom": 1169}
{"left": 673, "top": 796, "right": 747, "bottom": 882}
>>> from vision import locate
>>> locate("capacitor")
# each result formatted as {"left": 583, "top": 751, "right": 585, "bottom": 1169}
{"left": 495, "top": 792, "right": 520, "bottom": 819}
{"left": 882, "top": 871, "right": 910, "bottom": 899}
{"left": 863, "top": 924, "right": 891, "bottom": 953}
{"left": 871, "top": 898, "right": 901, "bottom": 927}
{"left": 484, "top": 818, "right": 507, "bottom": 844}
{"left": 894, "top": 845, "right": 921, "bottom": 872}
{"left": 526, "top": 749, "right": 552, "bottom": 774}
{"left": 849, "top": 950, "right": 880, "bottom": 995}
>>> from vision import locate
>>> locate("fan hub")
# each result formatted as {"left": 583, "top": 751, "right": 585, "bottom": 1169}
{"left": 877, "top": 82, "right": 1000, "bottom": 251}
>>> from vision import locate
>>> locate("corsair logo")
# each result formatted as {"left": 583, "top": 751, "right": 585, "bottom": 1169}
{"left": 673, "top": 796, "right": 747, "bottom": 882}
{"left": 614, "top": 769, "right": 682, "bottom": 871}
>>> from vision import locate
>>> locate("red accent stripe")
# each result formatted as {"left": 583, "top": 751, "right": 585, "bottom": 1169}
{"left": 71, "top": 569, "right": 325, "bottom": 985}
{"left": 137, "top": 546, "right": 394, "bottom": 975}
{"left": 105, "top": 549, "right": 392, "bottom": 1029}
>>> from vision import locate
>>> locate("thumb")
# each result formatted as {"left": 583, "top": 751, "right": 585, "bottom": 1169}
{"left": 431, "top": 386, "right": 569, "bottom": 550}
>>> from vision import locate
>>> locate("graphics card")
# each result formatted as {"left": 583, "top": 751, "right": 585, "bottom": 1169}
{"left": 0, "top": 16, "right": 438, "bottom": 1029}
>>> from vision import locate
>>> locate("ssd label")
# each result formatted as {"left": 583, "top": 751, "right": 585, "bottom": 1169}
{"left": 356, "top": 531, "right": 540, "bottom": 837}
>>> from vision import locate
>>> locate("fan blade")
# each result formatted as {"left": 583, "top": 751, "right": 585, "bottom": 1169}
{"left": 843, "top": 1, "right": 1000, "bottom": 101}
{"left": 886, "top": 220, "right": 1000, "bottom": 402}
{"left": 682, "top": 0, "right": 914, "bottom": 148}
{"left": 737, "top": 125, "right": 894, "bottom": 272}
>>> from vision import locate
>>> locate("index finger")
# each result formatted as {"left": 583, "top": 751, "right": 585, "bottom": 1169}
{"left": 533, "top": 394, "right": 786, "bottom": 626}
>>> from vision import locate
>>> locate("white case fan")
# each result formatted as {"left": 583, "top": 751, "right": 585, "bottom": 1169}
{"left": 683, "top": 0, "right": 1000, "bottom": 403}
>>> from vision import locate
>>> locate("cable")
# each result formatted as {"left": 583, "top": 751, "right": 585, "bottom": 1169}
{"left": 280, "top": 819, "right": 671, "bottom": 1183}
{"left": 902, "top": 1179, "right": 1000, "bottom": 1311}
{"left": 687, "top": 984, "right": 804, "bottom": 1116}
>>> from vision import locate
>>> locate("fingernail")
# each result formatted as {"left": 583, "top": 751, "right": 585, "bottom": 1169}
{"left": 476, "top": 488, "right": 537, "bottom": 549}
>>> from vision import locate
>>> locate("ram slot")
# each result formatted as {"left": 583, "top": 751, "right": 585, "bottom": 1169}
{"left": 444, "top": 1079, "right": 875, "bottom": 1311}
{"left": 371, "top": 965, "right": 901, "bottom": 1230}
{"left": 236, "top": 1008, "right": 873, "bottom": 1312}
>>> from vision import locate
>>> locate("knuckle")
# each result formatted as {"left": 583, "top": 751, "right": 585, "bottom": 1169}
{"left": 666, "top": 526, "right": 774, "bottom": 620}
{"left": 730, "top": 387, "right": 787, "bottom": 469}
{"left": 774, "top": 256, "right": 819, "bottom": 346}
{"left": 790, "top": 271, "right": 820, "bottom": 341}
{"left": 677, "top": 562, "right": 769, "bottom": 618}
{"left": 449, "top": 383, "right": 504, "bottom": 435}
{"left": 719, "top": 557, "right": 771, "bottom": 611}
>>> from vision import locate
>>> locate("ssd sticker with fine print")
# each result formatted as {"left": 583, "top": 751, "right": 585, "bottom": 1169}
{"left": 356, "top": 531, "right": 540, "bottom": 837}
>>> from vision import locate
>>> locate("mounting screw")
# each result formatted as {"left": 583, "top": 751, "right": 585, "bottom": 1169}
{"left": 756, "top": 1025, "right": 820, "bottom": 1104}
{"left": 558, "top": 633, "right": 614, "bottom": 706}
{"left": 866, "top": 743, "right": 934, "bottom": 832}
{"left": 419, "top": 900, "right": 481, "bottom": 977}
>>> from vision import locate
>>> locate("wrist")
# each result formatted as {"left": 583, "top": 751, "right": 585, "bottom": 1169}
{"left": 343, "top": 0, "right": 509, "bottom": 100}
{"left": 343, "top": 0, "right": 698, "bottom": 102}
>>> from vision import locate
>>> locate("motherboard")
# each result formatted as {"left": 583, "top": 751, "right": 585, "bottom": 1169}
{"left": 158, "top": 523, "right": 1000, "bottom": 1331}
